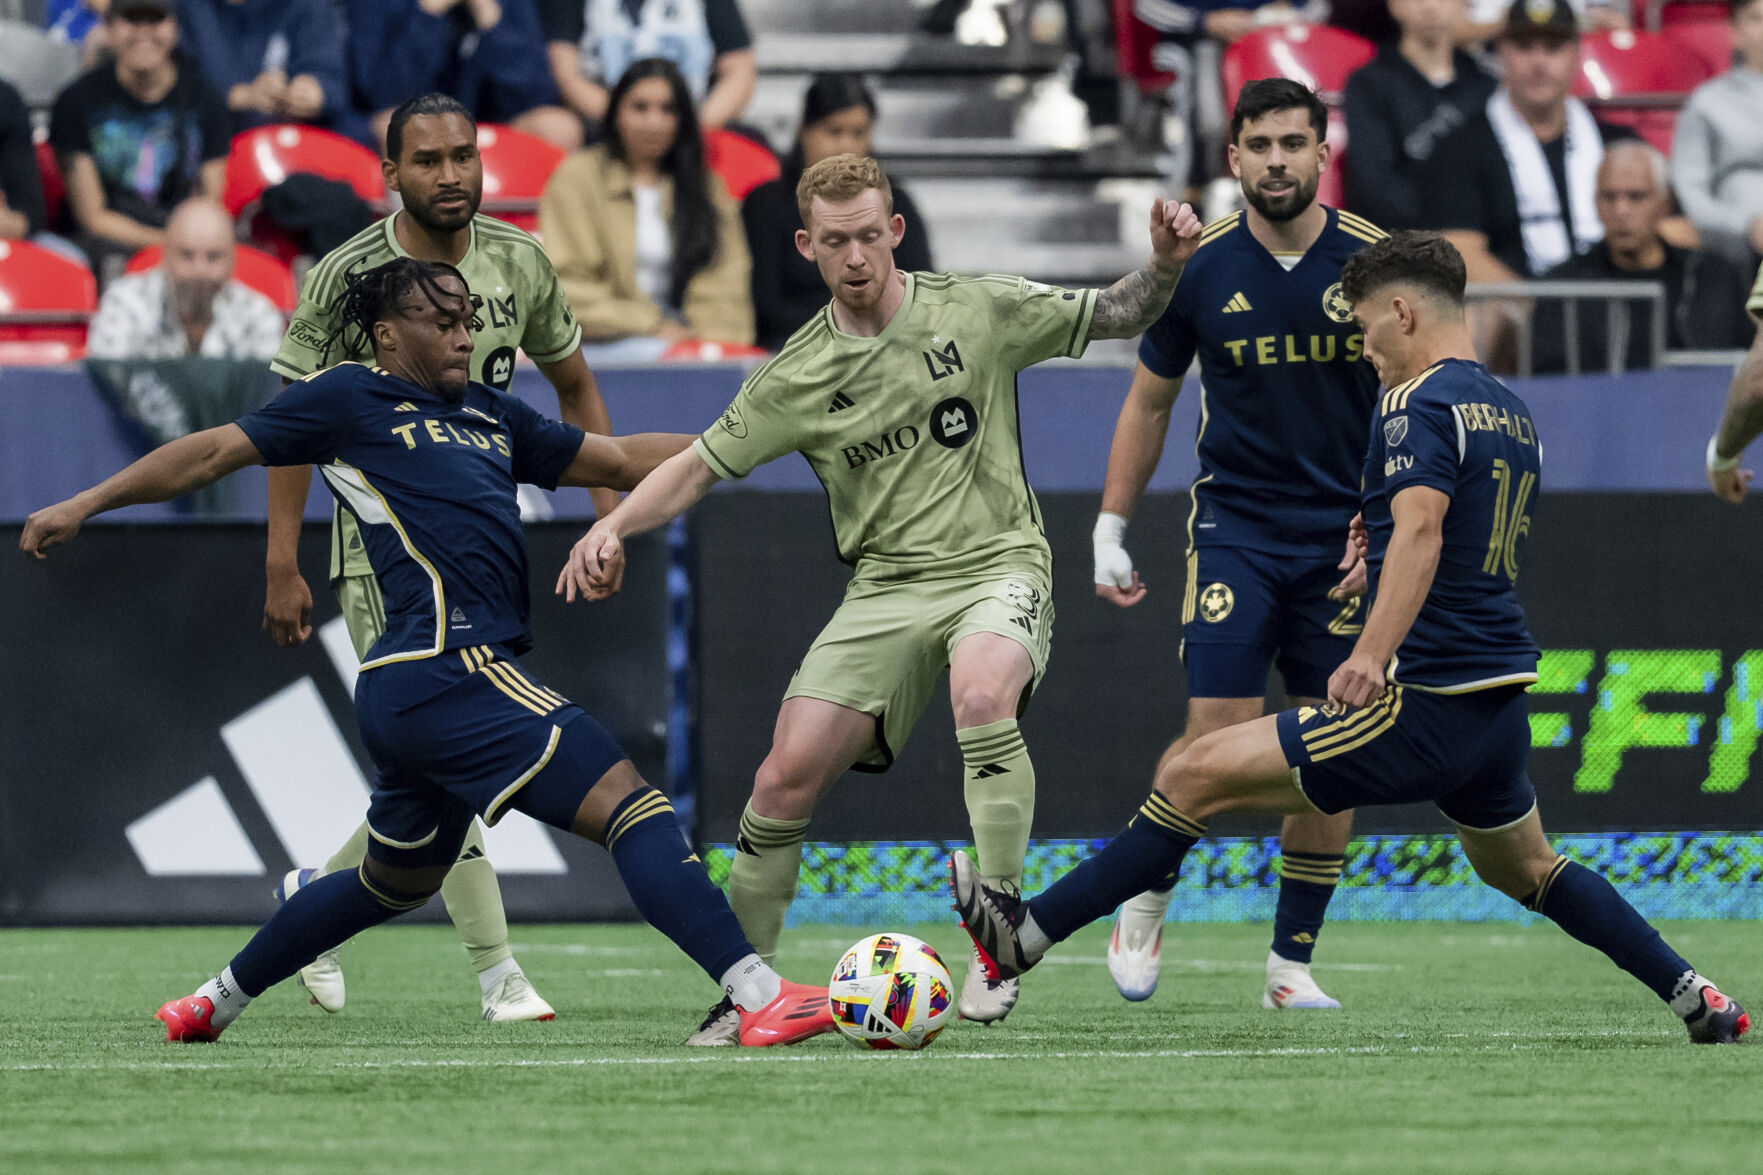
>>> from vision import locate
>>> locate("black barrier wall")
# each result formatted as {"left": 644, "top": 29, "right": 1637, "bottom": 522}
{"left": 693, "top": 492, "right": 1763, "bottom": 841}
{"left": 0, "top": 523, "right": 668, "bottom": 926}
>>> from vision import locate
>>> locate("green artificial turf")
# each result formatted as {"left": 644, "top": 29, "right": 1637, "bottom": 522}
{"left": 0, "top": 920, "right": 1755, "bottom": 1174}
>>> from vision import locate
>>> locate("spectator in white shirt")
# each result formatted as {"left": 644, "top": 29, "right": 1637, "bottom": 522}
{"left": 87, "top": 198, "right": 286, "bottom": 360}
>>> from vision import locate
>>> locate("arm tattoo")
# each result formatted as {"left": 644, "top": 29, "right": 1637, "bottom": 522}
{"left": 1089, "top": 259, "right": 1182, "bottom": 341}
{"left": 1714, "top": 334, "right": 1763, "bottom": 458}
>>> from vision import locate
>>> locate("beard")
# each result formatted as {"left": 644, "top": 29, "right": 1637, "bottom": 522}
{"left": 1242, "top": 172, "right": 1319, "bottom": 223}
{"left": 405, "top": 190, "right": 480, "bottom": 234}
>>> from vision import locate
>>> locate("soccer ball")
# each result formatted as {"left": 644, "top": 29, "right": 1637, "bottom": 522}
{"left": 828, "top": 932, "right": 955, "bottom": 1050}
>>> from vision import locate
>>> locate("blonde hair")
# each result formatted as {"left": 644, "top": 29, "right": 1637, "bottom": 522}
{"left": 795, "top": 153, "right": 894, "bottom": 228}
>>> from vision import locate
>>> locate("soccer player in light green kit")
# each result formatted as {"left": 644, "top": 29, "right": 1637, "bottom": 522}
{"left": 557, "top": 154, "right": 1202, "bottom": 1043}
{"left": 260, "top": 94, "right": 621, "bottom": 1023}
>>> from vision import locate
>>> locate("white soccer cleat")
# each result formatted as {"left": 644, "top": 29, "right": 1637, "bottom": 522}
{"left": 273, "top": 867, "right": 346, "bottom": 1013}
{"left": 1261, "top": 951, "right": 1342, "bottom": 1010}
{"left": 684, "top": 995, "right": 740, "bottom": 1046}
{"left": 957, "top": 946, "right": 1021, "bottom": 1023}
{"left": 1107, "top": 888, "right": 1173, "bottom": 1002}
{"left": 481, "top": 970, "right": 556, "bottom": 1022}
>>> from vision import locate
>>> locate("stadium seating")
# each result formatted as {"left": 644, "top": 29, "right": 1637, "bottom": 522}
{"left": 1111, "top": 0, "right": 1176, "bottom": 94}
{"left": 703, "top": 128, "right": 781, "bottom": 202}
{"left": 1661, "top": 19, "right": 1736, "bottom": 73}
{"left": 0, "top": 238, "right": 99, "bottom": 363}
{"left": 123, "top": 244, "right": 299, "bottom": 314}
{"left": 1639, "top": 0, "right": 1731, "bottom": 30}
{"left": 476, "top": 123, "right": 564, "bottom": 233}
{"left": 1575, "top": 30, "right": 1718, "bottom": 155}
{"left": 1220, "top": 26, "right": 1375, "bottom": 112}
{"left": 222, "top": 125, "right": 384, "bottom": 218}
{"left": 35, "top": 140, "right": 64, "bottom": 231}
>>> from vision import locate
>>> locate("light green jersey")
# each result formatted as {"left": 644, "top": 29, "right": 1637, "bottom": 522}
{"left": 1748, "top": 259, "right": 1762, "bottom": 323}
{"left": 271, "top": 213, "right": 583, "bottom": 579}
{"left": 693, "top": 272, "right": 1096, "bottom": 581}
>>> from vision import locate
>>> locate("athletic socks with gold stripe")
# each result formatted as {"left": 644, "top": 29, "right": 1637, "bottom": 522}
{"left": 1027, "top": 792, "right": 1207, "bottom": 946}
{"left": 1270, "top": 850, "right": 1343, "bottom": 965}
{"left": 602, "top": 786, "right": 757, "bottom": 984}
{"left": 726, "top": 802, "right": 810, "bottom": 965}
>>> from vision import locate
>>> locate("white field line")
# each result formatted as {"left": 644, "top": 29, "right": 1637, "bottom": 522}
{"left": 5, "top": 1032, "right": 1677, "bottom": 1073}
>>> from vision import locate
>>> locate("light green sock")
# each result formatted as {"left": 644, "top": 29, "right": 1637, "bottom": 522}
{"left": 726, "top": 802, "right": 809, "bottom": 966}
{"left": 958, "top": 718, "right": 1036, "bottom": 888}
{"left": 320, "top": 822, "right": 373, "bottom": 879}
{"left": 439, "top": 819, "right": 512, "bottom": 973}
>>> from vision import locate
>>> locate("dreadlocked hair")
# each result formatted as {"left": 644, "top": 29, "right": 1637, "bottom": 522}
{"left": 322, "top": 257, "right": 483, "bottom": 365}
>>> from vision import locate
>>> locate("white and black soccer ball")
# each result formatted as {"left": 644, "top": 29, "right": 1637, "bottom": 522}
{"left": 828, "top": 932, "right": 955, "bottom": 1051}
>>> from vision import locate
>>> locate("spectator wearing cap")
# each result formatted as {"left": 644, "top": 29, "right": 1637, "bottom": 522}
{"left": 1532, "top": 142, "right": 1756, "bottom": 372}
{"left": 1460, "top": 0, "right": 1627, "bottom": 44}
{"left": 540, "top": 0, "right": 756, "bottom": 135}
{"left": 1343, "top": 0, "right": 1496, "bottom": 230}
{"left": 1672, "top": 0, "right": 1763, "bottom": 270}
{"left": 47, "top": 0, "right": 230, "bottom": 279}
{"left": 348, "top": 0, "right": 583, "bottom": 152}
{"left": 741, "top": 74, "right": 933, "bottom": 352}
{"left": 87, "top": 198, "right": 285, "bottom": 359}
{"left": 1419, "top": 0, "right": 1635, "bottom": 282}
{"left": 175, "top": 0, "right": 348, "bottom": 136}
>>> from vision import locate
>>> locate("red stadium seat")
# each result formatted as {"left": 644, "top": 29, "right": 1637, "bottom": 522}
{"left": 35, "top": 140, "right": 64, "bottom": 229}
{"left": 222, "top": 125, "right": 384, "bottom": 217}
{"left": 0, "top": 238, "right": 98, "bottom": 363}
{"left": 1661, "top": 20, "right": 1735, "bottom": 73}
{"left": 124, "top": 243, "right": 298, "bottom": 313}
{"left": 1575, "top": 30, "right": 1717, "bottom": 98}
{"left": 703, "top": 128, "right": 780, "bottom": 202}
{"left": 1112, "top": 0, "right": 1177, "bottom": 93}
{"left": 476, "top": 123, "right": 564, "bottom": 232}
{"left": 1647, "top": 1, "right": 1731, "bottom": 30}
{"left": 1221, "top": 26, "right": 1375, "bottom": 112}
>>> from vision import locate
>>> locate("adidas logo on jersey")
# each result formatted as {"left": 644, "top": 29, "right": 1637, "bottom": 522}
{"left": 1222, "top": 293, "right": 1252, "bottom": 313}
{"left": 394, "top": 401, "right": 420, "bottom": 412}
{"left": 827, "top": 391, "right": 855, "bottom": 413}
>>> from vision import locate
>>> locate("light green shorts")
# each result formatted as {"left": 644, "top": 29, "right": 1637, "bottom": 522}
{"left": 785, "top": 567, "right": 1054, "bottom": 770}
{"left": 335, "top": 572, "right": 388, "bottom": 662}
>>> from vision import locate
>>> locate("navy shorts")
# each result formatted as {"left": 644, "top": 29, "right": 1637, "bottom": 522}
{"left": 1182, "top": 545, "right": 1361, "bottom": 699}
{"left": 353, "top": 644, "right": 629, "bottom": 868}
{"left": 1274, "top": 683, "right": 1537, "bottom": 830}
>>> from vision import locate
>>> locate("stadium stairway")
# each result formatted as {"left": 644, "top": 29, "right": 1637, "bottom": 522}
{"left": 743, "top": 0, "right": 1163, "bottom": 298}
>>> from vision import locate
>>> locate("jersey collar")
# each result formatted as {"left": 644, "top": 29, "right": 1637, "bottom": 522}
{"left": 383, "top": 211, "right": 478, "bottom": 269}
{"left": 823, "top": 270, "right": 916, "bottom": 345}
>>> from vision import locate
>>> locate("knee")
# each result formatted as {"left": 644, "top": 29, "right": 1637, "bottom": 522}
{"left": 1470, "top": 847, "right": 1558, "bottom": 903}
{"left": 952, "top": 683, "right": 1015, "bottom": 729}
{"left": 1154, "top": 739, "right": 1226, "bottom": 821}
{"left": 360, "top": 859, "right": 446, "bottom": 906}
{"left": 753, "top": 753, "right": 821, "bottom": 818}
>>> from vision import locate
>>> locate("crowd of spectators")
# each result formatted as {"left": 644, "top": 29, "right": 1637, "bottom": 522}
{"left": 1, "top": 0, "right": 1758, "bottom": 371}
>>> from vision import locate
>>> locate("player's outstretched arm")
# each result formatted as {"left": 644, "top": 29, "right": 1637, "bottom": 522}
{"left": 21, "top": 424, "right": 265, "bottom": 559}
{"left": 1088, "top": 198, "right": 1202, "bottom": 341}
{"left": 265, "top": 462, "right": 316, "bottom": 648}
{"left": 1707, "top": 326, "right": 1763, "bottom": 503}
{"left": 1328, "top": 489, "right": 1447, "bottom": 709}
{"left": 555, "top": 447, "right": 720, "bottom": 603}
{"left": 1095, "top": 362, "right": 1184, "bottom": 606}
{"left": 557, "top": 432, "right": 697, "bottom": 493}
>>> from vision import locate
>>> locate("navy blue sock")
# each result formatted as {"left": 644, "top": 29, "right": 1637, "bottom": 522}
{"left": 1271, "top": 850, "right": 1343, "bottom": 964}
{"left": 604, "top": 787, "right": 754, "bottom": 981}
{"left": 1525, "top": 857, "right": 1692, "bottom": 1003}
{"left": 1030, "top": 793, "right": 1205, "bottom": 943}
{"left": 229, "top": 867, "right": 418, "bottom": 996}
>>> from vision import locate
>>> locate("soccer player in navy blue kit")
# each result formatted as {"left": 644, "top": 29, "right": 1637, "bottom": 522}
{"left": 20, "top": 259, "right": 834, "bottom": 1048}
{"left": 955, "top": 233, "right": 1749, "bottom": 1045}
{"left": 1093, "top": 79, "right": 1384, "bottom": 1008}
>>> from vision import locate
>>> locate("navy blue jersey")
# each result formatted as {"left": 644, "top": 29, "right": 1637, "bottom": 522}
{"left": 1362, "top": 358, "right": 1540, "bottom": 692}
{"left": 1139, "top": 207, "right": 1385, "bottom": 556}
{"left": 236, "top": 362, "right": 584, "bottom": 668}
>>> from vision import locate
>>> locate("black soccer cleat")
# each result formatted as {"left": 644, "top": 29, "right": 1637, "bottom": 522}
{"left": 1683, "top": 985, "right": 1750, "bottom": 1045}
{"left": 949, "top": 850, "right": 1037, "bottom": 980}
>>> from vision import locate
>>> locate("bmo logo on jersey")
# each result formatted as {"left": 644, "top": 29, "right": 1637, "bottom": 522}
{"left": 930, "top": 397, "right": 978, "bottom": 449}
{"left": 842, "top": 425, "right": 921, "bottom": 469}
